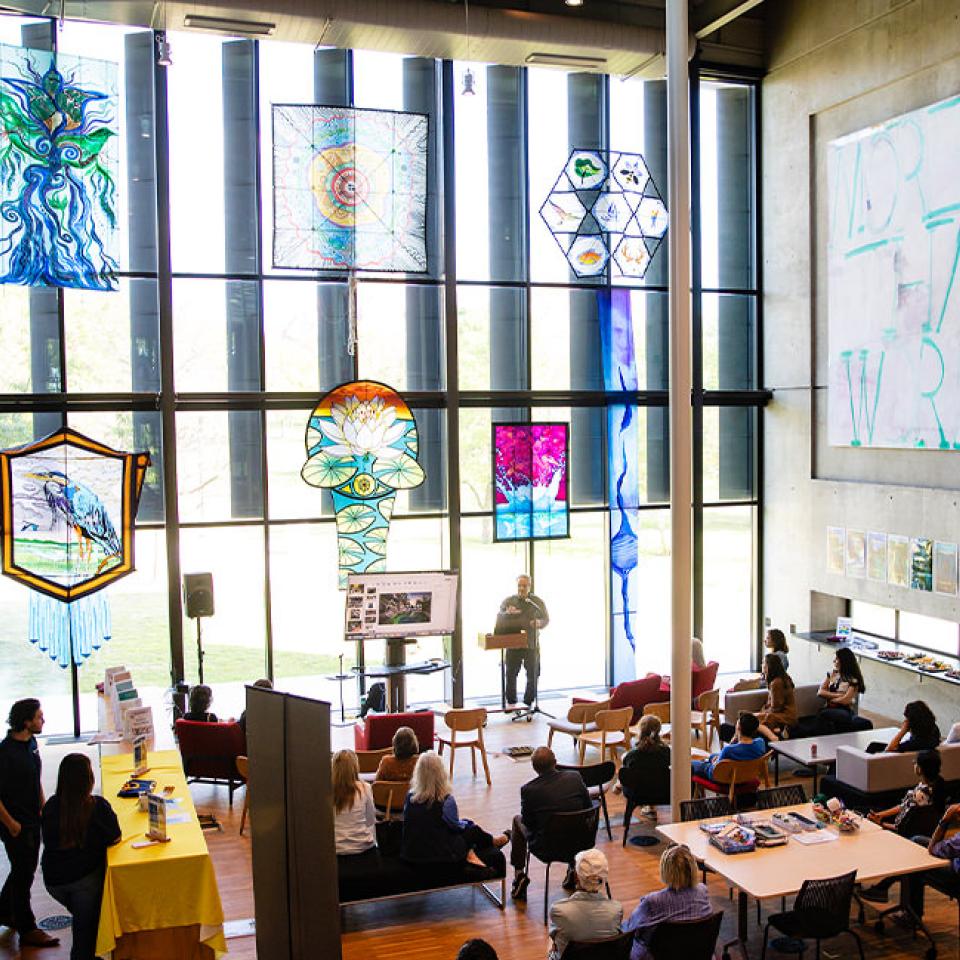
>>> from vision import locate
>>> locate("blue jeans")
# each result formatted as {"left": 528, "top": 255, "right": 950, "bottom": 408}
{"left": 691, "top": 759, "right": 714, "bottom": 780}
{"left": 47, "top": 869, "right": 104, "bottom": 960}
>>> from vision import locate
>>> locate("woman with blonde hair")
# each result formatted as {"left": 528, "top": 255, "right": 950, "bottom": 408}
{"left": 400, "top": 751, "right": 509, "bottom": 877}
{"left": 331, "top": 749, "right": 377, "bottom": 858}
{"left": 623, "top": 844, "right": 712, "bottom": 959}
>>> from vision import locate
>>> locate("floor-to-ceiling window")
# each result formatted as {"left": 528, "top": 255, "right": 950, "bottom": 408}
{"left": 0, "top": 13, "right": 764, "bottom": 733}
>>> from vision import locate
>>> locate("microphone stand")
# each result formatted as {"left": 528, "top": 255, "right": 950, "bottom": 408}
{"left": 511, "top": 597, "right": 555, "bottom": 723}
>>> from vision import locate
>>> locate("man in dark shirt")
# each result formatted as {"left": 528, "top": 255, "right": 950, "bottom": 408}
{"left": 509, "top": 746, "right": 590, "bottom": 901}
{"left": 499, "top": 574, "right": 550, "bottom": 708}
{"left": 0, "top": 698, "right": 59, "bottom": 947}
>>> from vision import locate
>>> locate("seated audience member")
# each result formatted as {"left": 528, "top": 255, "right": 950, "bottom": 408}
{"left": 237, "top": 678, "right": 273, "bottom": 733}
{"left": 183, "top": 684, "right": 218, "bottom": 722}
{"left": 860, "top": 750, "right": 947, "bottom": 903}
{"left": 41, "top": 754, "right": 121, "bottom": 960}
{"left": 456, "top": 939, "right": 499, "bottom": 960}
{"left": 884, "top": 700, "right": 942, "bottom": 753}
{"left": 401, "top": 751, "right": 508, "bottom": 875}
{"left": 947, "top": 721, "right": 960, "bottom": 744}
{"left": 548, "top": 849, "right": 622, "bottom": 960}
{"left": 729, "top": 628, "right": 792, "bottom": 697}
{"left": 816, "top": 648, "right": 865, "bottom": 732}
{"left": 375, "top": 726, "right": 419, "bottom": 782}
{"left": 755, "top": 654, "right": 798, "bottom": 742}
{"left": 621, "top": 715, "right": 670, "bottom": 815}
{"left": 765, "top": 628, "right": 789, "bottom": 671}
{"left": 332, "top": 750, "right": 377, "bottom": 860}
{"left": 905, "top": 801, "right": 960, "bottom": 918}
{"left": 624, "top": 843, "right": 712, "bottom": 960}
{"left": 691, "top": 712, "right": 765, "bottom": 782}
{"left": 691, "top": 637, "right": 706, "bottom": 669}
{"left": 509, "top": 746, "right": 591, "bottom": 901}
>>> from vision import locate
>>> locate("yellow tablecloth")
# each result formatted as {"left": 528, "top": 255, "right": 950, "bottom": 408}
{"left": 96, "top": 750, "right": 227, "bottom": 959}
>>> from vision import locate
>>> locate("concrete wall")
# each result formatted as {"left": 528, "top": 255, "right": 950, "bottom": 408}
{"left": 763, "top": 0, "right": 960, "bottom": 729}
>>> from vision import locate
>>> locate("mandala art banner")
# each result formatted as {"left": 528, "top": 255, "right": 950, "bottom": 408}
{"left": 492, "top": 423, "right": 569, "bottom": 542}
{"left": 540, "top": 148, "right": 667, "bottom": 279}
{"left": 1, "top": 428, "right": 150, "bottom": 602}
{"left": 0, "top": 44, "right": 118, "bottom": 290}
{"left": 302, "top": 381, "right": 424, "bottom": 588}
{"left": 272, "top": 105, "right": 428, "bottom": 272}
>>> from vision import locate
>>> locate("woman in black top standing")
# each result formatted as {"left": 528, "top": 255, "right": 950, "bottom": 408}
{"left": 41, "top": 754, "right": 121, "bottom": 960}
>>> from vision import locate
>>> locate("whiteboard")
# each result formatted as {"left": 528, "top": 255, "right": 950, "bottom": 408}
{"left": 827, "top": 92, "right": 960, "bottom": 449}
{"left": 343, "top": 570, "right": 458, "bottom": 640}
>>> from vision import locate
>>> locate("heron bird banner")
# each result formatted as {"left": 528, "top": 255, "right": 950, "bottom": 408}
{"left": 0, "top": 427, "right": 149, "bottom": 602}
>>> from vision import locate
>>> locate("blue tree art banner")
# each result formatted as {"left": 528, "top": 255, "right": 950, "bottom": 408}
{"left": 0, "top": 44, "right": 118, "bottom": 290}
{"left": 272, "top": 104, "right": 428, "bottom": 273}
{"left": 492, "top": 423, "right": 570, "bottom": 542}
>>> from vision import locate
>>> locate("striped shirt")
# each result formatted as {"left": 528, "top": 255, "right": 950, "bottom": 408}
{"left": 624, "top": 883, "right": 712, "bottom": 960}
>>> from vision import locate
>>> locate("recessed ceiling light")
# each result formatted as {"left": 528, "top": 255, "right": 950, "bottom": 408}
{"left": 565, "top": 0, "right": 584, "bottom": 7}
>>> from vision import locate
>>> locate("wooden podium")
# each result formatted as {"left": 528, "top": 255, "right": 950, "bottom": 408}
{"left": 479, "top": 631, "right": 528, "bottom": 713}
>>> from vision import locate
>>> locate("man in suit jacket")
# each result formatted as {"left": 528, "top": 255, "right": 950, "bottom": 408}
{"left": 510, "top": 746, "right": 591, "bottom": 901}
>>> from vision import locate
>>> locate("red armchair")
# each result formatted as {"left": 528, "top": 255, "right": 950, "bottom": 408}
{"left": 692, "top": 661, "right": 720, "bottom": 700}
{"left": 353, "top": 711, "right": 435, "bottom": 753}
{"left": 175, "top": 719, "right": 247, "bottom": 806}
{"left": 609, "top": 673, "right": 665, "bottom": 724}
{"left": 575, "top": 674, "right": 663, "bottom": 725}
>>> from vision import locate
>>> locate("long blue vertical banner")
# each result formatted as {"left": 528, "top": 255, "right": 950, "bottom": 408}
{"left": 599, "top": 289, "right": 640, "bottom": 683}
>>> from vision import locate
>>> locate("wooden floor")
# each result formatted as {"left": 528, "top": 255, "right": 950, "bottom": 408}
{"left": 2, "top": 702, "right": 958, "bottom": 959}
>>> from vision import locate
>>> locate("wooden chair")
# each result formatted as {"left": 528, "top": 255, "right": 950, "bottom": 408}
{"left": 636, "top": 701, "right": 671, "bottom": 740}
{"left": 693, "top": 750, "right": 772, "bottom": 803}
{"left": 690, "top": 689, "right": 721, "bottom": 746}
{"left": 235, "top": 755, "right": 249, "bottom": 835}
{"left": 356, "top": 747, "right": 392, "bottom": 780}
{"left": 371, "top": 779, "right": 409, "bottom": 820}
{"left": 577, "top": 706, "right": 632, "bottom": 768}
{"left": 547, "top": 699, "right": 610, "bottom": 751}
{"left": 436, "top": 708, "right": 491, "bottom": 785}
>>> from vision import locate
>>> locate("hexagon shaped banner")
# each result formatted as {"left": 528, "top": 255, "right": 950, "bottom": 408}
{"left": 540, "top": 148, "right": 667, "bottom": 279}
{"left": 0, "top": 428, "right": 150, "bottom": 602}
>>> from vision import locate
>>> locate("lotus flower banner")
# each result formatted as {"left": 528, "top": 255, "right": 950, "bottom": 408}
{"left": 492, "top": 423, "right": 569, "bottom": 542}
{"left": 302, "top": 380, "right": 424, "bottom": 588}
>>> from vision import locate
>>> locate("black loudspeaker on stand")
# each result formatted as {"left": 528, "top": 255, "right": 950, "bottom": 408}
{"left": 183, "top": 573, "right": 214, "bottom": 684}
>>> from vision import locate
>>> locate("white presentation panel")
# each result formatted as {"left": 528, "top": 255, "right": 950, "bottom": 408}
{"left": 343, "top": 570, "right": 458, "bottom": 640}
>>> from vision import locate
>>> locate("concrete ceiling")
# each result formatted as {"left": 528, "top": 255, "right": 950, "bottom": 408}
{"left": 0, "top": 0, "right": 765, "bottom": 74}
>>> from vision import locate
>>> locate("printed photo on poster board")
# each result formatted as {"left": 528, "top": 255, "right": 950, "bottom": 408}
{"left": 866, "top": 532, "right": 887, "bottom": 581}
{"left": 845, "top": 529, "right": 866, "bottom": 579}
{"left": 910, "top": 537, "right": 933, "bottom": 592}
{"left": 933, "top": 541, "right": 959, "bottom": 596}
{"left": 826, "top": 527, "right": 845, "bottom": 575}
{"left": 887, "top": 534, "right": 910, "bottom": 587}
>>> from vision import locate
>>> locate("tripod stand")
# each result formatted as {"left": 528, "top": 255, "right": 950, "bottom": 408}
{"left": 508, "top": 646, "right": 555, "bottom": 723}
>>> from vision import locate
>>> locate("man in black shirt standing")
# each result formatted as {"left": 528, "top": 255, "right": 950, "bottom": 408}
{"left": 499, "top": 574, "right": 550, "bottom": 708}
{"left": 0, "top": 698, "right": 59, "bottom": 948}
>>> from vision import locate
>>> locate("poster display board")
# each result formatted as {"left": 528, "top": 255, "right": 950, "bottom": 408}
{"left": 343, "top": 571, "right": 458, "bottom": 640}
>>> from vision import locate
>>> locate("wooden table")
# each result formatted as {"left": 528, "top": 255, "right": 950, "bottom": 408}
{"left": 658, "top": 802, "right": 945, "bottom": 959}
{"left": 96, "top": 749, "right": 226, "bottom": 959}
{"left": 769, "top": 726, "right": 899, "bottom": 790}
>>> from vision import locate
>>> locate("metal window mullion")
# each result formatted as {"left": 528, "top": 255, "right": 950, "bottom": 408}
{"left": 153, "top": 31, "right": 185, "bottom": 688}
{"left": 690, "top": 59, "right": 704, "bottom": 643}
